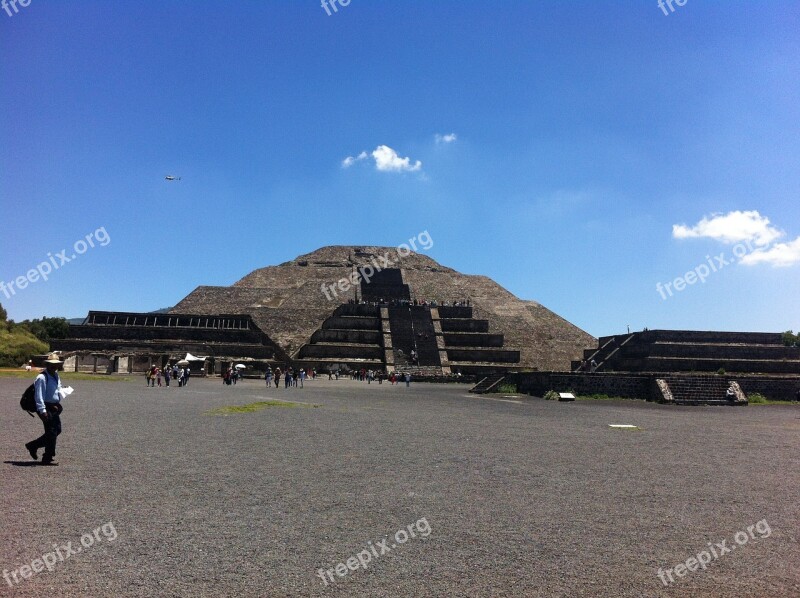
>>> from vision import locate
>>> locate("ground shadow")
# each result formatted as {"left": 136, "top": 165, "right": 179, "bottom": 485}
{"left": 4, "top": 460, "right": 40, "bottom": 467}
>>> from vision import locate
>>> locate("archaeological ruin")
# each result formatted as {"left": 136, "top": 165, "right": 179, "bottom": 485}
{"left": 52, "top": 246, "right": 595, "bottom": 376}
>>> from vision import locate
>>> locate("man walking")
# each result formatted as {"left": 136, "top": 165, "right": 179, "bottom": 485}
{"left": 25, "top": 353, "right": 65, "bottom": 466}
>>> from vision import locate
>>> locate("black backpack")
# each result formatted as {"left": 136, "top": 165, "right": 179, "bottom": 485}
{"left": 20, "top": 372, "right": 60, "bottom": 416}
{"left": 20, "top": 382, "right": 37, "bottom": 416}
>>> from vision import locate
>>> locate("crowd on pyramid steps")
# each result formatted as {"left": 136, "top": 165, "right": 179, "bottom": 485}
{"left": 348, "top": 298, "right": 471, "bottom": 307}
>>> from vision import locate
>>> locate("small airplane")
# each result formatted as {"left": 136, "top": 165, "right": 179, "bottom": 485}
{"left": 165, "top": 175, "right": 181, "bottom": 181}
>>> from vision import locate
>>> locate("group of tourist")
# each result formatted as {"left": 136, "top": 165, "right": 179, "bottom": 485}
{"left": 143, "top": 362, "right": 413, "bottom": 389}
{"left": 223, "top": 367, "right": 241, "bottom": 385}
{"left": 262, "top": 366, "right": 316, "bottom": 389}
{"left": 146, "top": 364, "right": 190, "bottom": 387}
{"left": 341, "top": 368, "right": 411, "bottom": 386}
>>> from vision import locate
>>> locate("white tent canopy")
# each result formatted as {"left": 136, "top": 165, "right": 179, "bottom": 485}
{"left": 184, "top": 353, "right": 207, "bottom": 361}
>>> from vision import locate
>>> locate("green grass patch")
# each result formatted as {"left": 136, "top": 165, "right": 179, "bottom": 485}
{"left": 747, "top": 393, "right": 797, "bottom": 405}
{"left": 0, "top": 368, "right": 131, "bottom": 382}
{"left": 495, "top": 383, "right": 518, "bottom": 394}
{"left": 576, "top": 393, "right": 641, "bottom": 401}
{"left": 0, "top": 329, "right": 48, "bottom": 368}
{"left": 206, "top": 400, "right": 320, "bottom": 416}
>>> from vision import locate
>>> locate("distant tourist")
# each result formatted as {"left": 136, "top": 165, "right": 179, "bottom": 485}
{"left": 156, "top": 367, "right": 162, "bottom": 387}
{"left": 590, "top": 359, "right": 598, "bottom": 372}
{"left": 265, "top": 367, "right": 273, "bottom": 387}
{"left": 184, "top": 367, "right": 191, "bottom": 386}
{"left": 284, "top": 369, "right": 292, "bottom": 389}
{"left": 404, "top": 372, "right": 411, "bottom": 387}
{"left": 164, "top": 366, "right": 171, "bottom": 387}
{"left": 726, "top": 384, "right": 737, "bottom": 402}
{"left": 274, "top": 367, "right": 282, "bottom": 388}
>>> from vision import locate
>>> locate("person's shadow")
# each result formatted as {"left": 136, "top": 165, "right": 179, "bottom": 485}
{"left": 4, "top": 460, "right": 40, "bottom": 467}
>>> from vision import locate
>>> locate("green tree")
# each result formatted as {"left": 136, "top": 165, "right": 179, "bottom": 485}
{"left": 12, "top": 317, "right": 69, "bottom": 343}
{"left": 783, "top": 330, "right": 799, "bottom": 347}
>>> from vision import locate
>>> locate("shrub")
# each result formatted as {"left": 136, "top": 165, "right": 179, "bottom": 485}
{"left": 543, "top": 390, "right": 560, "bottom": 401}
{"left": 497, "top": 383, "right": 518, "bottom": 394}
{"left": 716, "top": 368, "right": 726, "bottom": 375}
{"left": 747, "top": 393, "right": 768, "bottom": 404}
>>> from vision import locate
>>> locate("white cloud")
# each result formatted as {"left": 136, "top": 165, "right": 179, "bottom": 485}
{"left": 740, "top": 237, "right": 800, "bottom": 267}
{"left": 672, "top": 210, "right": 783, "bottom": 246}
{"left": 435, "top": 133, "right": 457, "bottom": 144}
{"left": 371, "top": 145, "right": 422, "bottom": 172}
{"left": 342, "top": 145, "right": 422, "bottom": 173}
{"left": 341, "top": 151, "right": 368, "bottom": 168}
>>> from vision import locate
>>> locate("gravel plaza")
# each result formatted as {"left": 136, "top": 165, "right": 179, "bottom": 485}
{"left": 1, "top": 376, "right": 798, "bottom": 597}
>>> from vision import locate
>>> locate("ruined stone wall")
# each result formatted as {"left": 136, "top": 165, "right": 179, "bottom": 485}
{"left": 508, "top": 372, "right": 800, "bottom": 402}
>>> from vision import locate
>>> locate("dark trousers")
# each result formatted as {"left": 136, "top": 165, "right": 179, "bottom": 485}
{"left": 30, "top": 411, "right": 61, "bottom": 461}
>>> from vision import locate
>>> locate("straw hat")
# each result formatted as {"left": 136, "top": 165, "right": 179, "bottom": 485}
{"left": 44, "top": 352, "right": 63, "bottom": 364}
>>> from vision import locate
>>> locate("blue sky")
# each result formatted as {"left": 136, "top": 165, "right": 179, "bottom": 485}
{"left": 1, "top": 0, "right": 798, "bottom": 337}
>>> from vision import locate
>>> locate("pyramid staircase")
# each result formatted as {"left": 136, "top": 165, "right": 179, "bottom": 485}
{"left": 295, "top": 268, "right": 522, "bottom": 375}
{"left": 656, "top": 376, "right": 747, "bottom": 406}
